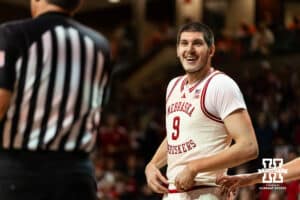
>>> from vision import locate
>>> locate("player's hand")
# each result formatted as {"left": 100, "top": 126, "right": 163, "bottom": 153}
{"left": 145, "top": 163, "right": 169, "bottom": 194}
{"left": 216, "top": 174, "right": 254, "bottom": 194}
{"left": 174, "top": 165, "right": 196, "bottom": 191}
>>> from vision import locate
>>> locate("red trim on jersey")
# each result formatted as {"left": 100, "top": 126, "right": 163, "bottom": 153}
{"left": 200, "top": 71, "right": 224, "bottom": 123}
{"left": 189, "top": 78, "right": 205, "bottom": 93}
{"left": 181, "top": 68, "right": 216, "bottom": 93}
{"left": 190, "top": 68, "right": 215, "bottom": 92}
{"left": 166, "top": 76, "right": 183, "bottom": 103}
{"left": 180, "top": 77, "right": 187, "bottom": 92}
{"left": 168, "top": 185, "right": 216, "bottom": 193}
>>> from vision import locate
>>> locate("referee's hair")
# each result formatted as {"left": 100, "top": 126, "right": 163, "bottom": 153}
{"left": 46, "top": 0, "right": 82, "bottom": 12}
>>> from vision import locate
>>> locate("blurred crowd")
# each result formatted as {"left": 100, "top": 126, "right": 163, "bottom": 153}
{"left": 110, "top": 15, "right": 300, "bottom": 65}
{"left": 228, "top": 59, "right": 300, "bottom": 200}
{"left": 92, "top": 15, "right": 300, "bottom": 200}
{"left": 215, "top": 15, "right": 300, "bottom": 63}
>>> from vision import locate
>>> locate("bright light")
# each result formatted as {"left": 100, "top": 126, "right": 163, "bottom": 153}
{"left": 108, "top": 0, "right": 120, "bottom": 3}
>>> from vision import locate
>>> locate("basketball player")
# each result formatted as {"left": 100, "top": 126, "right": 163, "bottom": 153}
{"left": 144, "top": 22, "right": 259, "bottom": 200}
{"left": 217, "top": 157, "right": 300, "bottom": 195}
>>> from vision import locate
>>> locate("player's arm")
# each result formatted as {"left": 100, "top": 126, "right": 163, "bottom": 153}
{"left": 145, "top": 137, "right": 169, "bottom": 194}
{"left": 217, "top": 157, "right": 300, "bottom": 194}
{"left": 147, "top": 137, "right": 168, "bottom": 168}
{"left": 280, "top": 157, "right": 300, "bottom": 181}
{"left": 189, "top": 109, "right": 258, "bottom": 173}
{"left": 215, "top": 172, "right": 262, "bottom": 195}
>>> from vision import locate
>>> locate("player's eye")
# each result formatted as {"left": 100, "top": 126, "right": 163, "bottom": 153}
{"left": 179, "top": 40, "right": 188, "bottom": 46}
{"left": 193, "top": 39, "right": 204, "bottom": 46}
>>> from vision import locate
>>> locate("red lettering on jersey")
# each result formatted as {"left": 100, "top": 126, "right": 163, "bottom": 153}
{"left": 188, "top": 107, "right": 195, "bottom": 117}
{"left": 167, "top": 101, "right": 195, "bottom": 117}
{"left": 186, "top": 140, "right": 192, "bottom": 150}
{"left": 175, "top": 102, "right": 180, "bottom": 111}
{"left": 177, "top": 145, "right": 182, "bottom": 154}
{"left": 167, "top": 140, "right": 197, "bottom": 155}
{"left": 180, "top": 102, "right": 185, "bottom": 112}
{"left": 182, "top": 143, "right": 187, "bottom": 152}
{"left": 190, "top": 140, "right": 197, "bottom": 148}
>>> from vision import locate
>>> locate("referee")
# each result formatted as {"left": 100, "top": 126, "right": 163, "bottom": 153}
{"left": 0, "top": 0, "right": 110, "bottom": 200}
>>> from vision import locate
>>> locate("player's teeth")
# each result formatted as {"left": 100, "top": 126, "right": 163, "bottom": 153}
{"left": 187, "top": 57, "right": 196, "bottom": 60}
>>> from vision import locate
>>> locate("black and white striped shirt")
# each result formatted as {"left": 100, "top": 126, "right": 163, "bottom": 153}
{"left": 0, "top": 12, "right": 110, "bottom": 153}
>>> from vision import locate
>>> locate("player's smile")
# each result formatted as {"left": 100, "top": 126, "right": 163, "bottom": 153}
{"left": 184, "top": 53, "right": 198, "bottom": 62}
{"left": 183, "top": 53, "right": 200, "bottom": 65}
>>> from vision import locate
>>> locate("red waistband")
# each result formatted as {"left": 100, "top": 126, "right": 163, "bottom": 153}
{"left": 168, "top": 185, "right": 216, "bottom": 193}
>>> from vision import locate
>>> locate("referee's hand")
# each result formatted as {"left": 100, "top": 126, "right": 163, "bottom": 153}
{"left": 145, "top": 163, "right": 169, "bottom": 194}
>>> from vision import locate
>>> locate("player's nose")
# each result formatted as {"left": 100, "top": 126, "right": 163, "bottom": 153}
{"left": 186, "top": 43, "right": 195, "bottom": 52}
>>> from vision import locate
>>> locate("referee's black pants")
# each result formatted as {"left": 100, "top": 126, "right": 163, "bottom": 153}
{"left": 0, "top": 151, "right": 97, "bottom": 200}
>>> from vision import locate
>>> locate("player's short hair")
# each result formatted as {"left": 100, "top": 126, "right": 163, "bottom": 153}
{"left": 177, "top": 22, "right": 215, "bottom": 47}
{"left": 46, "top": 0, "right": 82, "bottom": 12}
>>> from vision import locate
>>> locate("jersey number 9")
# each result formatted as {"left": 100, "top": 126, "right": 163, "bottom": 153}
{"left": 172, "top": 116, "right": 180, "bottom": 140}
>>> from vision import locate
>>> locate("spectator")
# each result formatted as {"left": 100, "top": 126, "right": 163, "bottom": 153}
{"left": 251, "top": 22, "right": 275, "bottom": 57}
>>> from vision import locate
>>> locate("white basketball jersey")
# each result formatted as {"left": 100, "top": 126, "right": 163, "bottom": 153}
{"left": 165, "top": 69, "right": 246, "bottom": 186}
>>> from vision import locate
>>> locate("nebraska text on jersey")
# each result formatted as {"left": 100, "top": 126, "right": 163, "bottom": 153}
{"left": 167, "top": 101, "right": 195, "bottom": 117}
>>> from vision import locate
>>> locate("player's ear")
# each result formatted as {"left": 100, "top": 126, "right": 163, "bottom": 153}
{"left": 176, "top": 46, "right": 180, "bottom": 58}
{"left": 209, "top": 44, "right": 215, "bottom": 57}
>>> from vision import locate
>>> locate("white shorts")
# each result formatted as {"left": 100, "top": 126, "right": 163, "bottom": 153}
{"left": 162, "top": 185, "right": 225, "bottom": 200}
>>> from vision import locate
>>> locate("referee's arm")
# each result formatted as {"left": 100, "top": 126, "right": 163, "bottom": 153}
{"left": 0, "top": 25, "right": 17, "bottom": 120}
{"left": 0, "top": 89, "right": 11, "bottom": 120}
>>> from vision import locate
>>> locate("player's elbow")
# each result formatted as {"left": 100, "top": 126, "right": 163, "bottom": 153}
{"left": 244, "top": 141, "right": 259, "bottom": 161}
